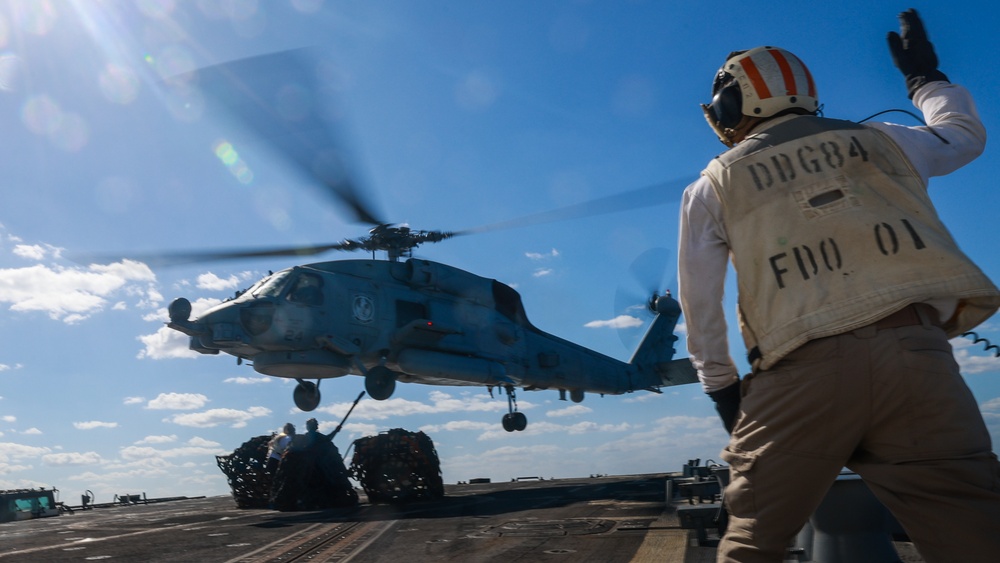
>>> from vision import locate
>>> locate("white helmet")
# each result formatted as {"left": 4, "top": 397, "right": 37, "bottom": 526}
{"left": 702, "top": 46, "right": 819, "bottom": 146}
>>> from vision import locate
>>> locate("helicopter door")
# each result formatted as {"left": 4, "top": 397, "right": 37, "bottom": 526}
{"left": 281, "top": 271, "right": 327, "bottom": 346}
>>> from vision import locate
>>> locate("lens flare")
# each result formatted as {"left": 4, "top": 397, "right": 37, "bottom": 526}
{"left": 99, "top": 63, "right": 140, "bottom": 105}
{"left": 21, "top": 95, "right": 62, "bottom": 136}
{"left": 0, "top": 13, "right": 9, "bottom": 48}
{"left": 0, "top": 54, "right": 23, "bottom": 92}
{"left": 213, "top": 140, "right": 254, "bottom": 185}
{"left": 9, "top": 0, "right": 58, "bottom": 36}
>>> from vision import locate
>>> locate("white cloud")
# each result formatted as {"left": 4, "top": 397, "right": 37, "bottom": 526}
{"left": 118, "top": 437, "right": 226, "bottom": 461}
{"left": 526, "top": 249, "right": 559, "bottom": 260}
{"left": 0, "top": 442, "right": 52, "bottom": 461}
{"left": 13, "top": 243, "right": 59, "bottom": 260}
{"left": 146, "top": 392, "right": 209, "bottom": 410}
{"left": 564, "top": 421, "right": 633, "bottom": 434}
{"left": 138, "top": 297, "right": 223, "bottom": 359}
{"left": 186, "top": 436, "right": 221, "bottom": 448}
{"left": 0, "top": 363, "right": 21, "bottom": 372}
{"left": 223, "top": 376, "right": 271, "bottom": 385}
{"left": 592, "top": 415, "right": 722, "bottom": 459}
{"left": 67, "top": 458, "right": 175, "bottom": 485}
{"left": 953, "top": 346, "right": 1000, "bottom": 375}
{"left": 474, "top": 419, "right": 634, "bottom": 441}
{"left": 142, "top": 286, "right": 164, "bottom": 307}
{"left": 163, "top": 406, "right": 271, "bottom": 428}
{"left": 318, "top": 390, "right": 526, "bottom": 421}
{"left": 420, "top": 420, "right": 494, "bottom": 433}
{"left": 444, "top": 444, "right": 564, "bottom": 478}
{"left": 73, "top": 421, "right": 118, "bottom": 430}
{"left": 546, "top": 404, "right": 593, "bottom": 417}
{"left": 0, "top": 260, "right": 156, "bottom": 323}
{"left": 584, "top": 315, "right": 644, "bottom": 329}
{"left": 0, "top": 463, "right": 32, "bottom": 475}
{"left": 136, "top": 327, "right": 200, "bottom": 359}
{"left": 951, "top": 337, "right": 1000, "bottom": 375}
{"left": 2, "top": 415, "right": 15, "bottom": 423}
{"left": 119, "top": 442, "right": 229, "bottom": 460}
{"left": 196, "top": 272, "right": 239, "bottom": 291}
{"left": 533, "top": 268, "right": 553, "bottom": 277}
{"left": 123, "top": 396, "right": 145, "bottom": 405}
{"left": 675, "top": 320, "right": 688, "bottom": 337}
{"left": 135, "top": 435, "right": 178, "bottom": 445}
{"left": 21, "top": 427, "right": 41, "bottom": 435}
{"left": 342, "top": 422, "right": 379, "bottom": 437}
{"left": 42, "top": 451, "right": 103, "bottom": 466}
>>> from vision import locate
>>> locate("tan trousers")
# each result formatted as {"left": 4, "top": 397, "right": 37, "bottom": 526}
{"left": 718, "top": 312, "right": 1000, "bottom": 562}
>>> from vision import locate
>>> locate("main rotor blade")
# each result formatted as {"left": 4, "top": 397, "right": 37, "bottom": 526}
{"left": 75, "top": 242, "right": 358, "bottom": 267}
{"left": 178, "top": 48, "right": 384, "bottom": 225}
{"left": 76, "top": 176, "right": 695, "bottom": 267}
{"left": 452, "top": 176, "right": 695, "bottom": 237}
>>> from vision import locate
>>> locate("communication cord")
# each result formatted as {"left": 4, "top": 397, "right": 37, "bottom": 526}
{"left": 856, "top": 109, "right": 950, "bottom": 145}
{"left": 961, "top": 332, "right": 1000, "bottom": 358}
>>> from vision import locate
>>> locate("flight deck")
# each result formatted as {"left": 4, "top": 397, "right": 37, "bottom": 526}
{"left": 0, "top": 471, "right": 924, "bottom": 562}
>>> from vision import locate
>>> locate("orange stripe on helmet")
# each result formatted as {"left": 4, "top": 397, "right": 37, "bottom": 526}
{"left": 739, "top": 56, "right": 771, "bottom": 100}
{"left": 797, "top": 53, "right": 817, "bottom": 98}
{"left": 768, "top": 49, "right": 798, "bottom": 96}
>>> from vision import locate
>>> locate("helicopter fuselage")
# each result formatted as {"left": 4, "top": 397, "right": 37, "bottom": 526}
{"left": 167, "top": 258, "right": 695, "bottom": 429}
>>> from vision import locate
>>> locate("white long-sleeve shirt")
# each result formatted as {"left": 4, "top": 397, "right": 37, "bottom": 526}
{"left": 678, "top": 82, "right": 987, "bottom": 393}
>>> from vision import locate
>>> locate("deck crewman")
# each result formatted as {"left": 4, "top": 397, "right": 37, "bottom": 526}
{"left": 679, "top": 9, "right": 1000, "bottom": 562}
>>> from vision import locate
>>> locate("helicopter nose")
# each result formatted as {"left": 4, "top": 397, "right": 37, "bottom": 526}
{"left": 190, "top": 303, "right": 240, "bottom": 347}
{"left": 238, "top": 301, "right": 275, "bottom": 336}
{"left": 189, "top": 300, "right": 275, "bottom": 350}
{"left": 166, "top": 297, "right": 208, "bottom": 338}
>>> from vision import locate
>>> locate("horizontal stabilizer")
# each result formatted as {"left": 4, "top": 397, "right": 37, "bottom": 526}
{"left": 657, "top": 358, "right": 698, "bottom": 386}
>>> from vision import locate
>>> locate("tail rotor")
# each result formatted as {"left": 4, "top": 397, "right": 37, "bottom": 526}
{"left": 614, "top": 247, "right": 676, "bottom": 350}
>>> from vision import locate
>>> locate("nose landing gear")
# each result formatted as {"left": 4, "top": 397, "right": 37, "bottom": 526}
{"left": 501, "top": 385, "right": 527, "bottom": 432}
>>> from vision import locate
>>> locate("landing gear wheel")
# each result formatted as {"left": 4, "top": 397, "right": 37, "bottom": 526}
{"left": 365, "top": 366, "right": 396, "bottom": 401}
{"left": 502, "top": 413, "right": 516, "bottom": 432}
{"left": 513, "top": 411, "right": 527, "bottom": 431}
{"left": 500, "top": 385, "right": 527, "bottom": 431}
{"left": 501, "top": 412, "right": 528, "bottom": 432}
{"left": 293, "top": 380, "right": 321, "bottom": 412}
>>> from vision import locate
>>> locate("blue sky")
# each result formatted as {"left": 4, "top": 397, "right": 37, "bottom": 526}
{"left": 1, "top": 1, "right": 999, "bottom": 502}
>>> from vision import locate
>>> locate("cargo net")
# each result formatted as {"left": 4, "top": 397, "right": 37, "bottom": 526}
{"left": 349, "top": 428, "right": 444, "bottom": 503}
{"left": 216, "top": 435, "right": 271, "bottom": 509}
{"left": 216, "top": 433, "right": 359, "bottom": 511}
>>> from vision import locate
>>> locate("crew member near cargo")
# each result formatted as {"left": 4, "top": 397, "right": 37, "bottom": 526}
{"left": 265, "top": 422, "right": 295, "bottom": 474}
{"left": 678, "top": 9, "right": 1000, "bottom": 562}
{"left": 272, "top": 417, "right": 357, "bottom": 510}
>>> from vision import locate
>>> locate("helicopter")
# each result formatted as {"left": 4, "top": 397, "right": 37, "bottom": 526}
{"left": 99, "top": 49, "right": 699, "bottom": 432}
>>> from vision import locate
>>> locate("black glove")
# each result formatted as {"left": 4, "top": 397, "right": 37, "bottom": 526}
{"left": 708, "top": 380, "right": 741, "bottom": 434}
{"left": 887, "top": 8, "right": 949, "bottom": 99}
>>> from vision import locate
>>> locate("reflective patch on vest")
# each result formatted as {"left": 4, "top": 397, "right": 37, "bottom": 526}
{"left": 792, "top": 176, "right": 860, "bottom": 219}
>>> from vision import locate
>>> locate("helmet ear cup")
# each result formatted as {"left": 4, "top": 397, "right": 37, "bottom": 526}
{"left": 709, "top": 83, "right": 743, "bottom": 130}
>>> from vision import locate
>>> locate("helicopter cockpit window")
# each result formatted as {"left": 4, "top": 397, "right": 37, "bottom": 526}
{"left": 253, "top": 270, "right": 292, "bottom": 298}
{"left": 287, "top": 272, "right": 324, "bottom": 305}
